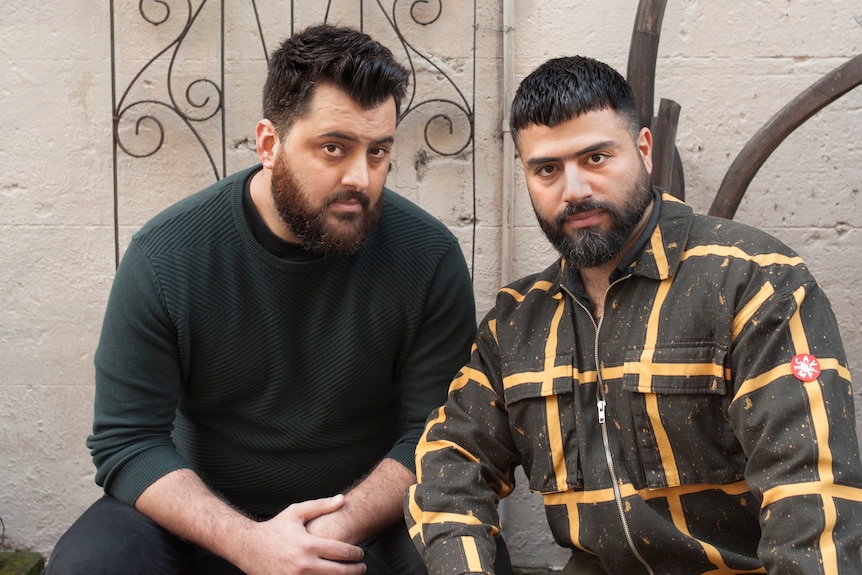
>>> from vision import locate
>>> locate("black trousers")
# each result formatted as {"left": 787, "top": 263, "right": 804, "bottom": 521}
{"left": 44, "top": 496, "right": 515, "bottom": 575}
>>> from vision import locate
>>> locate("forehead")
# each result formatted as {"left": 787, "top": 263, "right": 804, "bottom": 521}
{"left": 517, "top": 108, "right": 631, "bottom": 159}
{"left": 293, "top": 83, "right": 397, "bottom": 139}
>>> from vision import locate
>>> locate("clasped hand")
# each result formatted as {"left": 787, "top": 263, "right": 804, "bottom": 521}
{"left": 239, "top": 494, "right": 366, "bottom": 575}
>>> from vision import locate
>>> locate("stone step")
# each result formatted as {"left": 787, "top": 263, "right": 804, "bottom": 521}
{"left": 0, "top": 550, "right": 559, "bottom": 575}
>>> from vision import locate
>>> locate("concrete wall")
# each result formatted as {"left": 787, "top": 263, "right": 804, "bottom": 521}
{"left": 1, "top": 1, "right": 860, "bottom": 568}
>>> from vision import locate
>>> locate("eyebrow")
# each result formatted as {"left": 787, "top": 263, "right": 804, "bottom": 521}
{"left": 317, "top": 131, "right": 395, "bottom": 145}
{"left": 525, "top": 139, "right": 618, "bottom": 169}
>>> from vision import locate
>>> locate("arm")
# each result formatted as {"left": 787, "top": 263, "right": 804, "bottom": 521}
{"left": 407, "top": 315, "right": 520, "bottom": 575}
{"left": 88, "top": 242, "right": 191, "bottom": 502}
{"left": 384, "top": 241, "right": 477, "bottom": 472}
{"left": 310, "top": 242, "right": 476, "bottom": 544}
{"left": 306, "top": 458, "right": 416, "bottom": 544}
{"left": 136, "top": 469, "right": 365, "bottom": 575}
{"left": 728, "top": 279, "right": 862, "bottom": 573}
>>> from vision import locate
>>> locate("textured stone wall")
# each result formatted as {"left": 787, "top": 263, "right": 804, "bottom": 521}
{"left": 1, "top": 1, "right": 860, "bottom": 568}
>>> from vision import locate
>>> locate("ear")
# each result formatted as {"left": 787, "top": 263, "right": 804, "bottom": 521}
{"left": 637, "top": 127, "right": 653, "bottom": 175}
{"left": 256, "top": 119, "right": 280, "bottom": 169}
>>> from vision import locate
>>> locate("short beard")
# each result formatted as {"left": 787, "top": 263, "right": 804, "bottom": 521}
{"left": 270, "top": 151, "right": 382, "bottom": 255}
{"left": 538, "top": 167, "right": 653, "bottom": 270}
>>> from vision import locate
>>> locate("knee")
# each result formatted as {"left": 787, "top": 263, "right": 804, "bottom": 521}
{"left": 43, "top": 497, "right": 189, "bottom": 575}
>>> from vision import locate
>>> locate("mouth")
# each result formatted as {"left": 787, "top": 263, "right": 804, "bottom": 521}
{"left": 563, "top": 209, "right": 605, "bottom": 230}
{"left": 329, "top": 198, "right": 365, "bottom": 214}
{"left": 327, "top": 191, "right": 369, "bottom": 215}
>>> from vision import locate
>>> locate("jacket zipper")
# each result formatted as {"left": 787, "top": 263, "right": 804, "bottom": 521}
{"left": 566, "top": 275, "right": 655, "bottom": 575}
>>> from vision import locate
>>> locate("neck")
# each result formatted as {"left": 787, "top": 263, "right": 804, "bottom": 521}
{"left": 578, "top": 263, "right": 614, "bottom": 319}
{"left": 578, "top": 199, "right": 655, "bottom": 317}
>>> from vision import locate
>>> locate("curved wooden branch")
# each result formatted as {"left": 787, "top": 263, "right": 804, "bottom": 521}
{"left": 672, "top": 148, "right": 685, "bottom": 200}
{"left": 626, "top": 0, "right": 668, "bottom": 129}
{"left": 651, "top": 98, "right": 682, "bottom": 198}
{"left": 709, "top": 53, "right": 862, "bottom": 219}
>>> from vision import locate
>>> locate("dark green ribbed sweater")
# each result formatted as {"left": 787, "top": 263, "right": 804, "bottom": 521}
{"left": 87, "top": 165, "right": 476, "bottom": 519}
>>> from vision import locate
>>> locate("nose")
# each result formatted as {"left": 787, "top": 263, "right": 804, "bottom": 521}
{"left": 561, "top": 166, "right": 592, "bottom": 203}
{"left": 341, "top": 154, "right": 370, "bottom": 191}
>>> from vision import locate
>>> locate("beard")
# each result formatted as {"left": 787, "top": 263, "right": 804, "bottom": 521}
{"left": 537, "top": 166, "right": 653, "bottom": 270}
{"left": 270, "top": 151, "right": 382, "bottom": 255}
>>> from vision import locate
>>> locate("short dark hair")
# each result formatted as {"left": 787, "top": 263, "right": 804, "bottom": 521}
{"left": 510, "top": 56, "right": 639, "bottom": 145}
{"left": 262, "top": 24, "right": 409, "bottom": 134}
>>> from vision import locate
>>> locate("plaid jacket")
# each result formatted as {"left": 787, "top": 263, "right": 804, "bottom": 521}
{"left": 408, "top": 194, "right": 862, "bottom": 574}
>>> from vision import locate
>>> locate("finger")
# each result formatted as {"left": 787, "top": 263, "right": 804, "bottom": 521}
{"left": 314, "top": 559, "right": 367, "bottom": 575}
{"left": 335, "top": 561, "right": 367, "bottom": 575}
{"left": 289, "top": 556, "right": 366, "bottom": 575}
{"left": 285, "top": 494, "right": 347, "bottom": 523}
{"left": 296, "top": 544, "right": 365, "bottom": 575}
{"left": 316, "top": 539, "right": 365, "bottom": 564}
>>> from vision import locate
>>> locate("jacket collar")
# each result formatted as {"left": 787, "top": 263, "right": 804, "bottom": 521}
{"left": 627, "top": 192, "right": 693, "bottom": 282}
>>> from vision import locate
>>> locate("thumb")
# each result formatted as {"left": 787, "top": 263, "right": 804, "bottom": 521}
{"left": 287, "top": 493, "right": 347, "bottom": 523}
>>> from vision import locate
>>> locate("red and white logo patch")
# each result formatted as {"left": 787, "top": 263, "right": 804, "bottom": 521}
{"left": 791, "top": 354, "right": 821, "bottom": 382}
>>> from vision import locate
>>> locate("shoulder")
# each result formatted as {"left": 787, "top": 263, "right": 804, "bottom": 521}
{"left": 665, "top": 202, "right": 818, "bottom": 298}
{"left": 367, "top": 189, "right": 462, "bottom": 262}
{"left": 491, "top": 260, "right": 563, "bottom": 316}
{"left": 503, "top": 261, "right": 561, "bottom": 295}
{"left": 658, "top": 194, "right": 802, "bottom": 259}
{"left": 377, "top": 190, "right": 459, "bottom": 242}
{"left": 687, "top": 212, "right": 801, "bottom": 259}
{"left": 131, "top": 167, "right": 253, "bottom": 256}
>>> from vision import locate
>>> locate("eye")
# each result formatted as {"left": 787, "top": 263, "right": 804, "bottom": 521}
{"left": 368, "top": 146, "right": 391, "bottom": 159}
{"left": 322, "top": 143, "right": 344, "bottom": 156}
{"left": 535, "top": 165, "right": 557, "bottom": 177}
{"left": 587, "top": 153, "right": 607, "bottom": 165}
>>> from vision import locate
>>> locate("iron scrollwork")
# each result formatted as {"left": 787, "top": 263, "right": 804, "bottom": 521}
{"left": 112, "top": 0, "right": 225, "bottom": 174}
{"left": 110, "top": 0, "right": 477, "bottom": 269}
{"left": 385, "top": 0, "right": 475, "bottom": 157}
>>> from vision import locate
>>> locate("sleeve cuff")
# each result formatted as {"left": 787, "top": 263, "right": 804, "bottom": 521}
{"left": 102, "top": 445, "right": 191, "bottom": 505}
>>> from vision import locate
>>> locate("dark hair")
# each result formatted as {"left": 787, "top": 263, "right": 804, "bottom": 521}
{"left": 263, "top": 24, "right": 409, "bottom": 134}
{"left": 510, "top": 56, "right": 639, "bottom": 145}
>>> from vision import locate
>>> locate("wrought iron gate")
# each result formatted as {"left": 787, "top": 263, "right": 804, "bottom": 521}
{"left": 110, "top": 0, "right": 478, "bottom": 269}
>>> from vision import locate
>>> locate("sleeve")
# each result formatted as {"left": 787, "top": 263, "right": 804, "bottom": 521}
{"left": 406, "top": 312, "right": 521, "bottom": 575}
{"left": 728, "top": 276, "right": 862, "bottom": 574}
{"left": 86, "top": 242, "right": 191, "bottom": 505}
{"left": 386, "top": 240, "right": 477, "bottom": 473}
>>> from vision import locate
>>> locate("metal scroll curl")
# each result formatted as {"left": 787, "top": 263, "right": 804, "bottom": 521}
{"left": 405, "top": 99, "right": 474, "bottom": 157}
{"left": 408, "top": 0, "right": 443, "bottom": 25}
{"left": 115, "top": 79, "right": 222, "bottom": 163}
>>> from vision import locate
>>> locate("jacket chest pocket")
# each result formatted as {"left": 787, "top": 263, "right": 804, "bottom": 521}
{"left": 501, "top": 354, "right": 583, "bottom": 494}
{"left": 620, "top": 343, "right": 746, "bottom": 488}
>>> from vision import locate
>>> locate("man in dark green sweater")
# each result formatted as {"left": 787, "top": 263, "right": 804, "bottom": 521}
{"left": 46, "top": 24, "right": 510, "bottom": 575}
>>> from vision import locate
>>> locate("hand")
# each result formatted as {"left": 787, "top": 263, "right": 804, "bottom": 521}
{"left": 307, "top": 458, "right": 415, "bottom": 546}
{"left": 236, "top": 495, "right": 366, "bottom": 575}
{"left": 305, "top": 501, "right": 356, "bottom": 544}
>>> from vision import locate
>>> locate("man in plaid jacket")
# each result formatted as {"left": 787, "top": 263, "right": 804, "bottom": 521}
{"left": 407, "top": 55, "right": 862, "bottom": 575}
